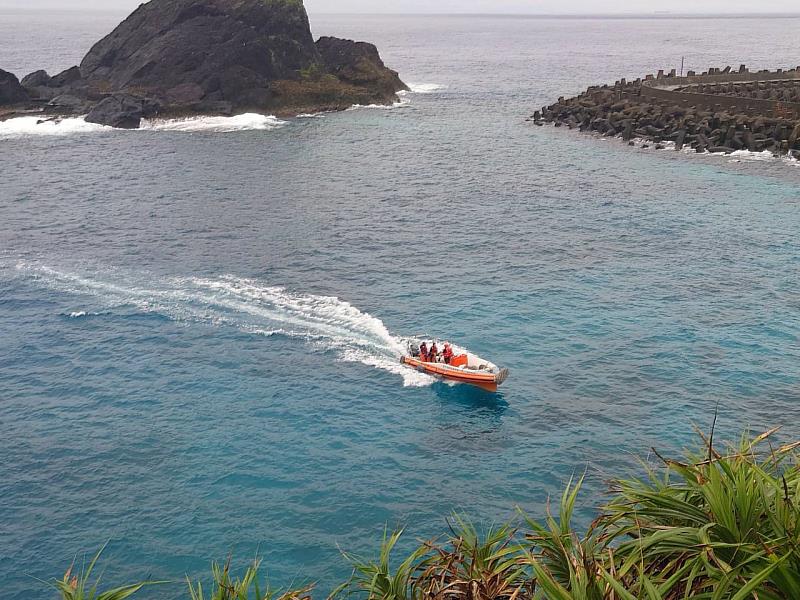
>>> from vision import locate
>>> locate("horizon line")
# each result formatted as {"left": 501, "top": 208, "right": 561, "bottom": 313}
{"left": 2, "top": 7, "right": 800, "bottom": 17}
{"left": 311, "top": 11, "right": 800, "bottom": 18}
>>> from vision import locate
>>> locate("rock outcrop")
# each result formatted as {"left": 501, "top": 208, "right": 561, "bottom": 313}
{"left": 316, "top": 36, "right": 406, "bottom": 99}
{"left": 86, "top": 93, "right": 161, "bottom": 129}
{"left": 0, "top": 69, "right": 29, "bottom": 106}
{"left": 21, "top": 70, "right": 51, "bottom": 88}
{"left": 1, "top": 0, "right": 406, "bottom": 126}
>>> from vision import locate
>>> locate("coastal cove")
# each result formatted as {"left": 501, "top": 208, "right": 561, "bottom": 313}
{"left": 1, "top": 11, "right": 800, "bottom": 600}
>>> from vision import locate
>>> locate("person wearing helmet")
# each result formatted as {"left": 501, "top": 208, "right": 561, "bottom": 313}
{"left": 442, "top": 343, "right": 454, "bottom": 364}
{"left": 429, "top": 342, "right": 439, "bottom": 363}
{"left": 419, "top": 341, "right": 428, "bottom": 363}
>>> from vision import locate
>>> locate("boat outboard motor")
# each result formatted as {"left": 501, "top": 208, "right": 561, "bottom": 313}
{"left": 409, "top": 342, "right": 420, "bottom": 357}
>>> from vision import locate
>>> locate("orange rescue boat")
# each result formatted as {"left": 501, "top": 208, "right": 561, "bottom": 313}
{"left": 400, "top": 341, "right": 509, "bottom": 392}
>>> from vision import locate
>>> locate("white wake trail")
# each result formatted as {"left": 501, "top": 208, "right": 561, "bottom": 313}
{"left": 16, "top": 264, "right": 434, "bottom": 387}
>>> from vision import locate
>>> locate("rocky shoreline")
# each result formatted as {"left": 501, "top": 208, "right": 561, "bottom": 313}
{"left": 0, "top": 0, "right": 407, "bottom": 129}
{"left": 532, "top": 65, "right": 800, "bottom": 158}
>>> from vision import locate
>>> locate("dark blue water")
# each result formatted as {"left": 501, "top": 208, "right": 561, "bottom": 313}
{"left": 1, "top": 12, "right": 799, "bottom": 599}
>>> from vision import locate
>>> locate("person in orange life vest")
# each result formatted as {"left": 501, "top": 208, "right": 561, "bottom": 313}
{"left": 430, "top": 342, "right": 439, "bottom": 362}
{"left": 419, "top": 341, "right": 428, "bottom": 362}
{"left": 442, "top": 343, "right": 454, "bottom": 364}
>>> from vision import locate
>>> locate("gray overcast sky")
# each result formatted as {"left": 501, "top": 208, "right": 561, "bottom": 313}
{"left": 0, "top": 0, "right": 798, "bottom": 12}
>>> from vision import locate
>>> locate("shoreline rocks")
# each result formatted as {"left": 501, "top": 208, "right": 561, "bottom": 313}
{"left": 86, "top": 94, "right": 161, "bottom": 129}
{"left": 0, "top": 0, "right": 407, "bottom": 128}
{"left": 0, "top": 69, "right": 29, "bottom": 106}
{"left": 532, "top": 66, "right": 800, "bottom": 158}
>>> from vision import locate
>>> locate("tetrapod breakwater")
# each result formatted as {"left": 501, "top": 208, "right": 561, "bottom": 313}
{"left": 532, "top": 65, "right": 800, "bottom": 156}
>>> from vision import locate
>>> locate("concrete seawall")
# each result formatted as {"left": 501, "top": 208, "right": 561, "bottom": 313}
{"left": 638, "top": 68, "right": 800, "bottom": 119}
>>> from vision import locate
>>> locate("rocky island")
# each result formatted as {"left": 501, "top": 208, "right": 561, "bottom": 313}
{"left": 533, "top": 65, "right": 800, "bottom": 157}
{"left": 0, "top": 0, "right": 407, "bottom": 128}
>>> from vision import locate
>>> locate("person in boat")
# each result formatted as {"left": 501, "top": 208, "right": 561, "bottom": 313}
{"left": 429, "top": 342, "right": 439, "bottom": 363}
{"left": 442, "top": 343, "right": 454, "bottom": 364}
{"left": 419, "top": 341, "right": 428, "bottom": 362}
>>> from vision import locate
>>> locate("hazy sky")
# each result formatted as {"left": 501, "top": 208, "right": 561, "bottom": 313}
{"left": 0, "top": 0, "right": 798, "bottom": 12}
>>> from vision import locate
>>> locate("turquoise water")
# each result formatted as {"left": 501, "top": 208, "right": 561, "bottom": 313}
{"left": 1, "top": 12, "right": 800, "bottom": 599}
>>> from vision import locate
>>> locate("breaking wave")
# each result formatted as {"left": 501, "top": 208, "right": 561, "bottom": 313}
{"left": 16, "top": 263, "right": 435, "bottom": 387}
{"left": 725, "top": 149, "right": 800, "bottom": 167}
{"left": 403, "top": 83, "right": 448, "bottom": 94}
{"left": 627, "top": 136, "right": 799, "bottom": 167}
{"left": 348, "top": 96, "right": 411, "bottom": 111}
{"left": 0, "top": 113, "right": 287, "bottom": 138}
{"left": 141, "top": 113, "right": 286, "bottom": 132}
{"left": 0, "top": 116, "right": 111, "bottom": 138}
{"left": 64, "top": 310, "right": 108, "bottom": 318}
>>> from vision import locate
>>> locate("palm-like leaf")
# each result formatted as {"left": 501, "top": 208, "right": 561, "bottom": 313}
{"left": 49, "top": 543, "right": 163, "bottom": 600}
{"left": 186, "top": 556, "right": 314, "bottom": 600}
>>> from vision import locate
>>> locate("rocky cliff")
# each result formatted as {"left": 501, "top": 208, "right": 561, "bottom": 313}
{"left": 1, "top": 0, "right": 407, "bottom": 127}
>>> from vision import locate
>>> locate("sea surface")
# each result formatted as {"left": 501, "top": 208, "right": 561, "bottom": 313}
{"left": 1, "top": 11, "right": 799, "bottom": 599}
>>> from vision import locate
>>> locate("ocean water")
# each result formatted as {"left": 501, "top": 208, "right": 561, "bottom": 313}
{"left": 1, "top": 11, "right": 800, "bottom": 599}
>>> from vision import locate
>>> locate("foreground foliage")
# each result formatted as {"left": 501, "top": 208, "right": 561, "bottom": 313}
{"left": 48, "top": 542, "right": 162, "bottom": 600}
{"left": 187, "top": 557, "right": 314, "bottom": 600}
{"left": 51, "top": 429, "right": 800, "bottom": 599}
{"left": 336, "top": 428, "right": 800, "bottom": 600}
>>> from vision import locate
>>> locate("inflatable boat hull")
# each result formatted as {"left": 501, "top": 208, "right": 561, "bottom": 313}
{"left": 400, "top": 356, "right": 509, "bottom": 392}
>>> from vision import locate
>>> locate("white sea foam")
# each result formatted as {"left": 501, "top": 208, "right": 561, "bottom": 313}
{"left": 141, "top": 113, "right": 286, "bottom": 133}
{"left": 727, "top": 149, "right": 782, "bottom": 162}
{"left": 295, "top": 112, "right": 326, "bottom": 119}
{"left": 0, "top": 116, "right": 111, "bottom": 138}
{"left": 66, "top": 310, "right": 106, "bottom": 318}
{"left": 16, "top": 263, "right": 437, "bottom": 388}
{"left": 0, "top": 113, "right": 287, "bottom": 138}
{"left": 403, "top": 83, "right": 448, "bottom": 94}
{"left": 629, "top": 136, "right": 800, "bottom": 167}
{"left": 347, "top": 96, "right": 411, "bottom": 111}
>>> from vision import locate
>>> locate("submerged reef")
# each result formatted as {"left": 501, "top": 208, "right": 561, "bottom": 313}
{"left": 0, "top": 0, "right": 407, "bottom": 128}
{"left": 533, "top": 65, "right": 800, "bottom": 157}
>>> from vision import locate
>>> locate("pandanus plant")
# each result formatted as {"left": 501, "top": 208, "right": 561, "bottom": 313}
{"left": 187, "top": 556, "right": 314, "bottom": 600}
{"left": 337, "top": 428, "right": 800, "bottom": 600}
{"left": 336, "top": 528, "right": 429, "bottom": 600}
{"left": 414, "top": 515, "right": 529, "bottom": 600}
{"left": 48, "top": 542, "right": 162, "bottom": 600}
{"left": 600, "top": 428, "right": 800, "bottom": 599}
{"left": 520, "top": 475, "right": 611, "bottom": 600}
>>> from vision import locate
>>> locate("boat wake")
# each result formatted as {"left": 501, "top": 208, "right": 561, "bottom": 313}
{"left": 15, "top": 263, "right": 435, "bottom": 387}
